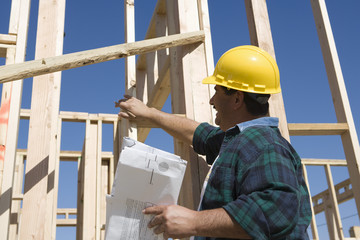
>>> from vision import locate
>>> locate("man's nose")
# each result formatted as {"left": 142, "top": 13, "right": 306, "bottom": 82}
{"left": 209, "top": 95, "right": 214, "bottom": 105}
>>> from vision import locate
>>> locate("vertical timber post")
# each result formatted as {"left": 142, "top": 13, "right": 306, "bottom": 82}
{"left": 19, "top": 0, "right": 65, "bottom": 239}
{"left": 244, "top": 0, "right": 290, "bottom": 141}
{"left": 166, "top": 0, "right": 213, "bottom": 210}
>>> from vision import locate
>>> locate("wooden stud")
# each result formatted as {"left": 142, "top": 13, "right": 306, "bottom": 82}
{"left": 136, "top": 0, "right": 167, "bottom": 70}
{"left": 120, "top": 0, "right": 138, "bottom": 145}
{"left": 166, "top": 0, "right": 212, "bottom": 210}
{"left": 302, "top": 164, "right": 319, "bottom": 240}
{"left": 96, "top": 120, "right": 102, "bottom": 240}
{"left": 49, "top": 117, "right": 62, "bottom": 240}
{"left": 0, "top": 0, "right": 31, "bottom": 239}
{"left": 324, "top": 164, "right": 344, "bottom": 239}
{"left": 137, "top": 6, "right": 170, "bottom": 142}
{"left": 146, "top": 57, "right": 170, "bottom": 110}
{"left": 100, "top": 160, "right": 109, "bottom": 239}
{"left": 324, "top": 204, "right": 340, "bottom": 240}
{"left": 112, "top": 119, "right": 121, "bottom": 175}
{"left": 0, "top": 46, "right": 16, "bottom": 240}
{"left": 197, "top": 0, "right": 216, "bottom": 125}
{"left": 76, "top": 144, "right": 85, "bottom": 239}
{"left": 8, "top": 153, "right": 24, "bottom": 240}
{"left": 310, "top": 0, "right": 360, "bottom": 216}
{"left": 19, "top": 0, "right": 65, "bottom": 238}
{"left": 244, "top": 0, "right": 290, "bottom": 141}
{"left": 81, "top": 120, "right": 98, "bottom": 239}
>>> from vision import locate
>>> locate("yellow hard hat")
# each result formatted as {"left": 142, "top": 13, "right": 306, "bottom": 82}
{"left": 202, "top": 45, "right": 281, "bottom": 94}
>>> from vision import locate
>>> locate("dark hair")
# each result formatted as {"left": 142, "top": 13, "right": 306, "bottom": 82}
{"left": 221, "top": 86, "right": 269, "bottom": 116}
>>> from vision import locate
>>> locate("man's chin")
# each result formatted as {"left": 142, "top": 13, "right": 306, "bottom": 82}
{"left": 214, "top": 118, "right": 220, "bottom": 126}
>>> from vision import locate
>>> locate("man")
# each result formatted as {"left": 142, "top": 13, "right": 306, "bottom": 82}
{"left": 117, "top": 46, "right": 312, "bottom": 239}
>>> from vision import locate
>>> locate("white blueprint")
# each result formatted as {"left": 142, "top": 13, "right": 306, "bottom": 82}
{"left": 105, "top": 137, "right": 187, "bottom": 240}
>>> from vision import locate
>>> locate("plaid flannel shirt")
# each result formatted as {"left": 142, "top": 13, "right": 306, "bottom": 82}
{"left": 192, "top": 118, "right": 311, "bottom": 240}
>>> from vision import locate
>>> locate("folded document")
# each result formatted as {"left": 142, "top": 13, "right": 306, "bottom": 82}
{"left": 105, "top": 137, "right": 187, "bottom": 240}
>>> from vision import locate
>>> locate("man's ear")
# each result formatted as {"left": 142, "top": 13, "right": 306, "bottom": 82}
{"left": 234, "top": 91, "right": 244, "bottom": 110}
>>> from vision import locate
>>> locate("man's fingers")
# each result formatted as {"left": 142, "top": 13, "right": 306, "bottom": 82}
{"left": 143, "top": 205, "right": 165, "bottom": 215}
{"left": 114, "top": 95, "right": 133, "bottom": 108}
{"left": 118, "top": 111, "right": 130, "bottom": 118}
{"left": 123, "top": 94, "right": 132, "bottom": 99}
{"left": 153, "top": 223, "right": 165, "bottom": 234}
{"left": 148, "top": 215, "right": 163, "bottom": 228}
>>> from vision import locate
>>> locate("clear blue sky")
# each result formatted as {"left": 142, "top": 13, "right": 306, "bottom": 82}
{"left": 1, "top": 0, "right": 360, "bottom": 239}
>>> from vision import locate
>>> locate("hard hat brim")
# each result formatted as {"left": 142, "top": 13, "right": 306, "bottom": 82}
{"left": 202, "top": 75, "right": 231, "bottom": 89}
{"left": 202, "top": 75, "right": 217, "bottom": 85}
{"left": 202, "top": 75, "right": 281, "bottom": 94}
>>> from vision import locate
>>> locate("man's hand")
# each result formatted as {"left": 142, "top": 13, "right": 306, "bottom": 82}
{"left": 114, "top": 95, "right": 199, "bottom": 145}
{"left": 115, "top": 94, "right": 151, "bottom": 119}
{"left": 144, "top": 205, "right": 198, "bottom": 239}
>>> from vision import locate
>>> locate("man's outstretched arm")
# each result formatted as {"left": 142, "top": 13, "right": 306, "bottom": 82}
{"left": 116, "top": 95, "right": 200, "bottom": 146}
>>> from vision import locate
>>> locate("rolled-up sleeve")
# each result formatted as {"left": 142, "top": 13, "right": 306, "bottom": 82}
{"left": 223, "top": 144, "right": 301, "bottom": 240}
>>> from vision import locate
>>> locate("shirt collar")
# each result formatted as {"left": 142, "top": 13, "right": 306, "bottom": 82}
{"left": 227, "top": 117, "right": 279, "bottom": 132}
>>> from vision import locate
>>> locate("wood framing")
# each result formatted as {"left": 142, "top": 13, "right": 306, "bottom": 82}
{"left": 0, "top": 0, "right": 31, "bottom": 239}
{"left": 0, "top": 34, "right": 16, "bottom": 58}
{"left": 244, "top": 0, "right": 290, "bottom": 141}
{"left": 19, "top": 0, "right": 65, "bottom": 239}
{"left": 1, "top": 1, "right": 360, "bottom": 239}
{"left": 302, "top": 164, "right": 319, "bottom": 239}
{"left": 81, "top": 120, "right": 99, "bottom": 239}
{"left": 120, "top": 0, "right": 138, "bottom": 143}
{"left": 165, "top": 0, "right": 213, "bottom": 209}
{"left": 0, "top": 31, "right": 205, "bottom": 84}
{"left": 288, "top": 123, "right": 349, "bottom": 136}
{"left": 8, "top": 153, "right": 24, "bottom": 240}
{"left": 136, "top": 0, "right": 169, "bottom": 142}
{"left": 310, "top": 0, "right": 360, "bottom": 217}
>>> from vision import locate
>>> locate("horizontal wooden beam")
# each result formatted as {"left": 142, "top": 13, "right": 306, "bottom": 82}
{"left": 312, "top": 178, "right": 353, "bottom": 214}
{"left": 17, "top": 148, "right": 113, "bottom": 161}
{"left": 20, "top": 109, "right": 185, "bottom": 127}
{"left": 20, "top": 109, "right": 120, "bottom": 124}
{"left": 0, "top": 34, "right": 17, "bottom": 57}
{"left": 56, "top": 219, "right": 77, "bottom": 227}
{"left": 0, "top": 34, "right": 17, "bottom": 45}
{"left": 288, "top": 123, "right": 348, "bottom": 136}
{"left": 302, "top": 158, "right": 347, "bottom": 166}
{"left": 0, "top": 31, "right": 205, "bottom": 83}
{"left": 56, "top": 208, "right": 77, "bottom": 226}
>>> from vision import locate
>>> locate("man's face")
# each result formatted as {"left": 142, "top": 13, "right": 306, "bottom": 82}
{"left": 209, "top": 85, "right": 236, "bottom": 131}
